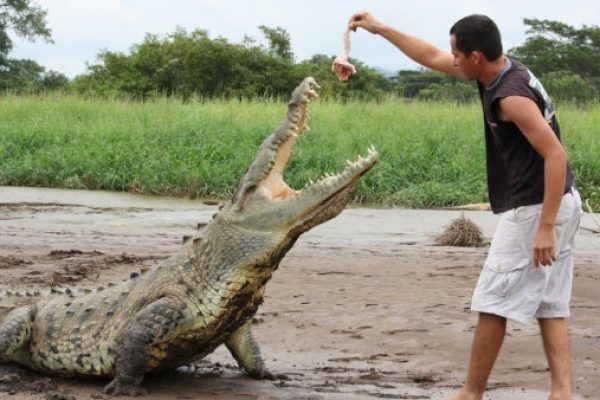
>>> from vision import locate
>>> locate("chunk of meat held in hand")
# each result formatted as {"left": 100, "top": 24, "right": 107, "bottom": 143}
{"left": 332, "top": 27, "right": 356, "bottom": 81}
{"left": 332, "top": 56, "right": 356, "bottom": 81}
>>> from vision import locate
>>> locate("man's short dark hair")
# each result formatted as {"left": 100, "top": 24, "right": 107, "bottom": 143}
{"left": 450, "top": 14, "right": 503, "bottom": 61}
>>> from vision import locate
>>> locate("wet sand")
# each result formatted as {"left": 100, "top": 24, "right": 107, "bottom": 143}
{"left": 0, "top": 186, "right": 598, "bottom": 399}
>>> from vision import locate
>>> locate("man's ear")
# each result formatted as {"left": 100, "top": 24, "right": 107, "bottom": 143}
{"left": 471, "top": 50, "right": 487, "bottom": 65}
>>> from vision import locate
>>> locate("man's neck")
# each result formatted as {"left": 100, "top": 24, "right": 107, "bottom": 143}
{"left": 478, "top": 56, "right": 507, "bottom": 86}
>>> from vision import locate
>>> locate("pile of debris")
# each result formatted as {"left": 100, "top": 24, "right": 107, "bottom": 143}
{"left": 435, "top": 215, "right": 485, "bottom": 247}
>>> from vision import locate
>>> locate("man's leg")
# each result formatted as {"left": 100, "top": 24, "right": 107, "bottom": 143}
{"left": 538, "top": 318, "right": 572, "bottom": 400}
{"left": 448, "top": 312, "right": 506, "bottom": 400}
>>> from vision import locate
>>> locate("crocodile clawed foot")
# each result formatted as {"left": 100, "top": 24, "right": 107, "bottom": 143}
{"left": 269, "top": 372, "right": 290, "bottom": 381}
{"left": 248, "top": 369, "right": 289, "bottom": 381}
{"left": 103, "top": 379, "right": 148, "bottom": 397}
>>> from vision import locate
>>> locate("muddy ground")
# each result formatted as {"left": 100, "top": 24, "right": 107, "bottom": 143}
{"left": 0, "top": 187, "right": 598, "bottom": 400}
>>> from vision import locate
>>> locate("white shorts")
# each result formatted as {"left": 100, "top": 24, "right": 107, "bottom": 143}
{"left": 471, "top": 189, "right": 582, "bottom": 324}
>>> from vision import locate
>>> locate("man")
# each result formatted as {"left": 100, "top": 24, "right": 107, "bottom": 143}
{"left": 348, "top": 11, "right": 582, "bottom": 400}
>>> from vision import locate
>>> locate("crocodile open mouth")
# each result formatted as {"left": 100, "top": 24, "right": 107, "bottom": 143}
{"left": 259, "top": 79, "right": 377, "bottom": 202}
{"left": 232, "top": 77, "right": 377, "bottom": 210}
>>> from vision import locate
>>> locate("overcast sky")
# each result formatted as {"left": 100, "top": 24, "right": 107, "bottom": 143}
{"left": 10, "top": 0, "right": 600, "bottom": 78}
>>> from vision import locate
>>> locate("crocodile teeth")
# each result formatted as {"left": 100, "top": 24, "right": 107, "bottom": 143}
{"left": 299, "top": 146, "right": 377, "bottom": 193}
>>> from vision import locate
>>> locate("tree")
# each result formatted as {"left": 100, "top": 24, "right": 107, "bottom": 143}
{"left": 0, "top": 0, "right": 52, "bottom": 64}
{"left": 393, "top": 70, "right": 446, "bottom": 98}
{"left": 541, "top": 70, "right": 598, "bottom": 104}
{"left": 418, "top": 81, "right": 477, "bottom": 103}
{"left": 40, "top": 69, "right": 68, "bottom": 90}
{"left": 258, "top": 25, "right": 293, "bottom": 61}
{"left": 295, "top": 54, "right": 391, "bottom": 100}
{"left": 73, "top": 28, "right": 299, "bottom": 99}
{"left": 0, "top": 0, "right": 62, "bottom": 92}
{"left": 509, "top": 19, "right": 600, "bottom": 93}
{"left": 392, "top": 69, "right": 476, "bottom": 102}
{"left": 0, "top": 57, "right": 42, "bottom": 90}
{"left": 0, "top": 57, "right": 67, "bottom": 92}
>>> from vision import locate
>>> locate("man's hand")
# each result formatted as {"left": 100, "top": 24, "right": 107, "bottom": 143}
{"left": 533, "top": 223, "right": 556, "bottom": 267}
{"left": 498, "top": 96, "right": 567, "bottom": 268}
{"left": 348, "top": 11, "right": 384, "bottom": 34}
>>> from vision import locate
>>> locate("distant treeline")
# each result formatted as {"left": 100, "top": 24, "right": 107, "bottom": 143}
{"left": 2, "top": 19, "right": 600, "bottom": 104}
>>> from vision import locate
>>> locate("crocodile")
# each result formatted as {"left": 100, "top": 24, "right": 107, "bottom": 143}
{"left": 0, "top": 77, "right": 378, "bottom": 396}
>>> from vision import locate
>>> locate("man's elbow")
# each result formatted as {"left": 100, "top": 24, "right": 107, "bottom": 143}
{"left": 546, "top": 146, "right": 568, "bottom": 166}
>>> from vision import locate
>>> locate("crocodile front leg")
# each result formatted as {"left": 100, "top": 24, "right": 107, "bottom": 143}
{"left": 0, "top": 305, "right": 36, "bottom": 361}
{"left": 104, "top": 297, "right": 185, "bottom": 396}
{"left": 225, "top": 320, "right": 274, "bottom": 379}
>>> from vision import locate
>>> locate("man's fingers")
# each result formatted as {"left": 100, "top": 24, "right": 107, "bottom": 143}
{"left": 534, "top": 247, "right": 556, "bottom": 267}
{"left": 348, "top": 11, "right": 369, "bottom": 30}
{"left": 348, "top": 12, "right": 363, "bottom": 25}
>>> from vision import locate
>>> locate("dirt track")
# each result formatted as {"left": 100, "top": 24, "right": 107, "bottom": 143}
{"left": 0, "top": 187, "right": 598, "bottom": 399}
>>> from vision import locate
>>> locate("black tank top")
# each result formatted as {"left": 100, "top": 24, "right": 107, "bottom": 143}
{"left": 477, "top": 57, "right": 574, "bottom": 214}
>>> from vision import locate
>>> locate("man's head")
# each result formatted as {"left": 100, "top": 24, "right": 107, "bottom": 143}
{"left": 450, "top": 14, "right": 503, "bottom": 60}
{"left": 449, "top": 14, "right": 503, "bottom": 80}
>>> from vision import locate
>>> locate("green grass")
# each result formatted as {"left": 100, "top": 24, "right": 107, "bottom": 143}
{"left": 0, "top": 93, "right": 598, "bottom": 209}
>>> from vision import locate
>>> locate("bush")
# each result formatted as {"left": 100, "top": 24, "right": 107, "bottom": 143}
{"left": 418, "top": 82, "right": 477, "bottom": 103}
{"left": 542, "top": 71, "right": 598, "bottom": 104}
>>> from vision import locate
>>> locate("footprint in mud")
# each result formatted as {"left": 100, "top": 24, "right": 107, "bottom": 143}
{"left": 295, "top": 323, "right": 319, "bottom": 330}
{"left": 49, "top": 264, "right": 99, "bottom": 285}
{"left": 48, "top": 249, "right": 95, "bottom": 258}
{"left": 328, "top": 353, "right": 389, "bottom": 364}
{"left": 0, "top": 365, "right": 75, "bottom": 399}
{"left": 330, "top": 329, "right": 364, "bottom": 339}
{"left": 381, "top": 329, "right": 429, "bottom": 335}
{"left": 0, "top": 256, "right": 33, "bottom": 269}
{"left": 316, "top": 271, "right": 352, "bottom": 276}
{"left": 327, "top": 356, "right": 362, "bottom": 363}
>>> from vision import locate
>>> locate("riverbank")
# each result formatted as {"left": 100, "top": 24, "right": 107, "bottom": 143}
{"left": 0, "top": 187, "right": 598, "bottom": 399}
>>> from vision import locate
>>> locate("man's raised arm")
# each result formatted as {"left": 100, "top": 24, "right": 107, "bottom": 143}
{"left": 348, "top": 11, "right": 463, "bottom": 79}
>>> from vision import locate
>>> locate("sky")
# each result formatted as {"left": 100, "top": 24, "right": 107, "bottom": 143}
{"left": 10, "top": 0, "right": 600, "bottom": 78}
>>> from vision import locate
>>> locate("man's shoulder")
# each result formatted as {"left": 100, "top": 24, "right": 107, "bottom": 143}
{"left": 500, "top": 59, "right": 531, "bottom": 87}
{"left": 492, "top": 60, "right": 538, "bottom": 100}
{"left": 505, "top": 58, "right": 556, "bottom": 121}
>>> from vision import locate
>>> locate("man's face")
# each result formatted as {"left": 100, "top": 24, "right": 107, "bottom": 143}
{"left": 450, "top": 34, "right": 479, "bottom": 81}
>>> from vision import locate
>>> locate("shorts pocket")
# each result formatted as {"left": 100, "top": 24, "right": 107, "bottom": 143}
{"left": 480, "top": 257, "right": 530, "bottom": 298}
{"left": 513, "top": 204, "right": 541, "bottom": 224}
{"left": 555, "top": 190, "right": 582, "bottom": 226}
